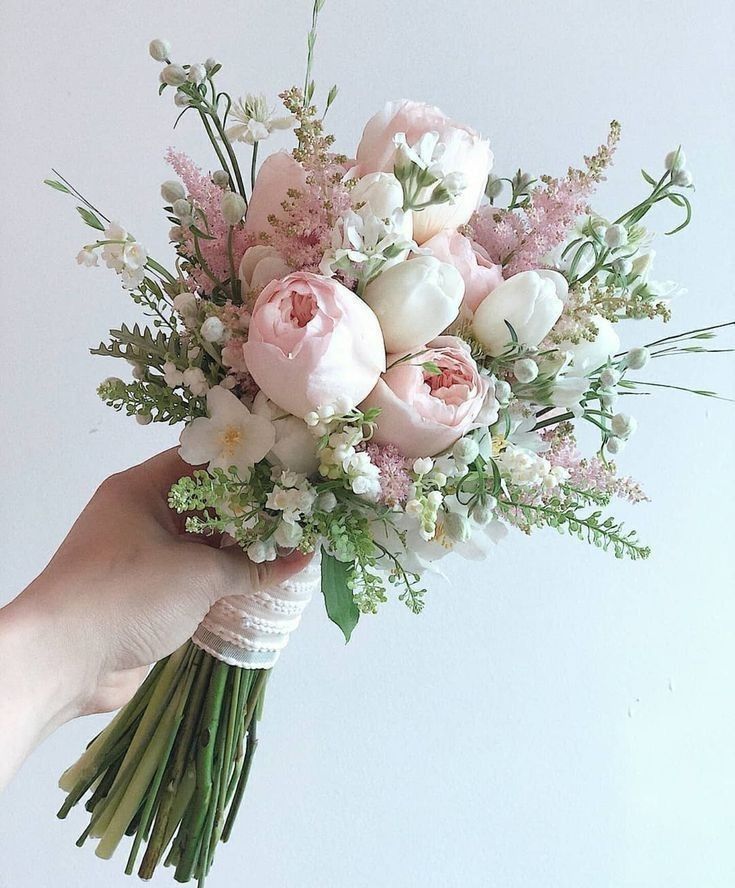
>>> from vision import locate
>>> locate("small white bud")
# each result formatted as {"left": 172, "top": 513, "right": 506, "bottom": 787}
{"left": 599, "top": 367, "right": 621, "bottom": 389}
{"left": 604, "top": 223, "right": 628, "bottom": 249}
{"left": 612, "top": 257, "right": 633, "bottom": 275}
{"left": 672, "top": 168, "right": 693, "bottom": 187}
{"left": 161, "top": 180, "right": 185, "bottom": 204}
{"left": 136, "top": 412, "right": 153, "bottom": 425}
{"left": 212, "top": 170, "right": 230, "bottom": 187}
{"left": 274, "top": 521, "right": 303, "bottom": 548}
{"left": 148, "top": 39, "right": 171, "bottom": 62}
{"left": 220, "top": 192, "right": 247, "bottom": 226}
{"left": 172, "top": 198, "right": 193, "bottom": 221}
{"left": 413, "top": 457, "right": 434, "bottom": 475}
{"left": 204, "top": 57, "right": 219, "bottom": 73}
{"left": 131, "top": 364, "right": 145, "bottom": 381}
{"left": 485, "top": 175, "right": 503, "bottom": 200}
{"left": 247, "top": 541, "right": 268, "bottom": 563}
{"left": 173, "top": 292, "right": 198, "bottom": 316}
{"left": 471, "top": 497, "right": 497, "bottom": 525}
{"left": 221, "top": 376, "right": 237, "bottom": 390}
{"left": 168, "top": 225, "right": 184, "bottom": 242}
{"left": 174, "top": 92, "right": 191, "bottom": 108}
{"left": 513, "top": 357, "right": 539, "bottom": 384}
{"left": 625, "top": 346, "right": 650, "bottom": 370}
{"left": 305, "top": 411, "right": 320, "bottom": 427}
{"left": 317, "top": 404, "right": 335, "bottom": 421}
{"left": 606, "top": 436, "right": 625, "bottom": 456}
{"left": 494, "top": 380, "right": 512, "bottom": 403}
{"left": 187, "top": 63, "right": 207, "bottom": 85}
{"left": 443, "top": 512, "right": 472, "bottom": 543}
{"left": 161, "top": 63, "right": 187, "bottom": 86}
{"left": 611, "top": 412, "right": 637, "bottom": 439}
{"left": 631, "top": 252, "right": 654, "bottom": 281}
{"left": 600, "top": 391, "right": 618, "bottom": 409}
{"left": 317, "top": 491, "right": 338, "bottom": 513}
{"left": 200, "top": 316, "right": 226, "bottom": 343}
{"left": 405, "top": 498, "right": 422, "bottom": 516}
{"left": 334, "top": 395, "right": 353, "bottom": 415}
{"left": 433, "top": 472, "right": 448, "bottom": 487}
{"left": 452, "top": 438, "right": 480, "bottom": 465}
{"left": 665, "top": 148, "right": 686, "bottom": 171}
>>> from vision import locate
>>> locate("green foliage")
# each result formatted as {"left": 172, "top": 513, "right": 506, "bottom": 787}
{"left": 92, "top": 323, "right": 187, "bottom": 369}
{"left": 320, "top": 551, "right": 359, "bottom": 642}
{"left": 98, "top": 377, "right": 203, "bottom": 424}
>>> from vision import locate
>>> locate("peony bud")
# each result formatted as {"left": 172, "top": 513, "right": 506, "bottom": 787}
{"left": 161, "top": 64, "right": 187, "bottom": 86}
{"left": 148, "top": 39, "right": 171, "bottom": 62}
{"left": 625, "top": 346, "right": 650, "bottom": 370}
{"left": 513, "top": 357, "right": 539, "bottom": 384}
{"left": 200, "top": 316, "right": 226, "bottom": 343}
{"left": 221, "top": 192, "right": 247, "bottom": 226}
{"left": 161, "top": 180, "right": 185, "bottom": 204}
{"left": 362, "top": 256, "right": 464, "bottom": 353}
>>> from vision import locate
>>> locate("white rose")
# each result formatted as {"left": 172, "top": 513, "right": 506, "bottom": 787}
{"left": 557, "top": 315, "right": 621, "bottom": 376}
{"left": 239, "top": 245, "right": 291, "bottom": 293}
{"left": 472, "top": 270, "right": 565, "bottom": 357}
{"left": 362, "top": 256, "right": 464, "bottom": 353}
{"left": 252, "top": 392, "right": 319, "bottom": 475}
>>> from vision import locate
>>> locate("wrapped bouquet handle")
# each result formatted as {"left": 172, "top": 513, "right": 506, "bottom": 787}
{"left": 57, "top": 554, "right": 322, "bottom": 883}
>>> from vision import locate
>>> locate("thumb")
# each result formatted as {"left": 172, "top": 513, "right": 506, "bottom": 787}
{"left": 215, "top": 548, "right": 315, "bottom": 599}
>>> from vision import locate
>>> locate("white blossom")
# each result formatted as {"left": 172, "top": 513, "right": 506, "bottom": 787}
{"left": 182, "top": 367, "right": 209, "bottom": 397}
{"left": 148, "top": 39, "right": 171, "bottom": 62}
{"left": 224, "top": 94, "right": 294, "bottom": 144}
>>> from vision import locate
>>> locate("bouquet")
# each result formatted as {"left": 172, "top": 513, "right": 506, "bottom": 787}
{"left": 49, "top": 2, "right": 732, "bottom": 884}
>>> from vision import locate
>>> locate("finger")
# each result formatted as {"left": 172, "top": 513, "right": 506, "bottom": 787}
{"left": 216, "top": 548, "right": 315, "bottom": 598}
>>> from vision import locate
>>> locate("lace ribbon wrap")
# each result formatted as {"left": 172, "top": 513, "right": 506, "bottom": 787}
{"left": 192, "top": 553, "right": 321, "bottom": 669}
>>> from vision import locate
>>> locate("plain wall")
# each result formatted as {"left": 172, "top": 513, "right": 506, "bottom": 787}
{"left": 1, "top": 1, "right": 734, "bottom": 886}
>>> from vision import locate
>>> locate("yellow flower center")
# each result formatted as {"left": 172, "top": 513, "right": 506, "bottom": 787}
{"left": 220, "top": 425, "right": 242, "bottom": 456}
{"left": 492, "top": 435, "right": 507, "bottom": 457}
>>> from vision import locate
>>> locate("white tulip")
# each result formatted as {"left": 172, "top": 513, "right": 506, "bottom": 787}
{"left": 239, "top": 245, "right": 291, "bottom": 292}
{"left": 252, "top": 392, "right": 319, "bottom": 475}
{"left": 472, "top": 270, "right": 564, "bottom": 357}
{"left": 362, "top": 256, "right": 464, "bottom": 353}
{"left": 557, "top": 315, "right": 621, "bottom": 376}
{"left": 351, "top": 172, "right": 405, "bottom": 220}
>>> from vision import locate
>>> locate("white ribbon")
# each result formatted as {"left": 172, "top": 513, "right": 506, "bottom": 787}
{"left": 192, "top": 552, "right": 321, "bottom": 669}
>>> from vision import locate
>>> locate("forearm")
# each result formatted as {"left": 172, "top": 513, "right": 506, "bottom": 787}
{"left": 0, "top": 584, "right": 88, "bottom": 789}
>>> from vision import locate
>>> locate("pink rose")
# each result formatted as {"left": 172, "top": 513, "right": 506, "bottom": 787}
{"left": 244, "top": 152, "right": 308, "bottom": 240}
{"left": 361, "top": 336, "right": 490, "bottom": 457}
{"left": 422, "top": 231, "right": 504, "bottom": 315}
{"left": 354, "top": 100, "right": 493, "bottom": 244}
{"left": 243, "top": 272, "right": 386, "bottom": 417}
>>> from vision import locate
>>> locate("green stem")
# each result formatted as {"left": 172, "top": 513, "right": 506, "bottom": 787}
{"left": 198, "top": 110, "right": 234, "bottom": 190}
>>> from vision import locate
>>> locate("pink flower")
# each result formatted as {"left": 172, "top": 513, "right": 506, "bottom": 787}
{"left": 244, "top": 152, "right": 309, "bottom": 240}
{"left": 362, "top": 336, "right": 489, "bottom": 457}
{"left": 365, "top": 442, "right": 411, "bottom": 506}
{"left": 422, "top": 231, "right": 504, "bottom": 315}
{"left": 354, "top": 100, "right": 493, "bottom": 243}
{"left": 243, "top": 272, "right": 386, "bottom": 417}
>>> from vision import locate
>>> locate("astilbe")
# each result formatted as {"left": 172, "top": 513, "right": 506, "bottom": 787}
{"left": 266, "top": 89, "right": 352, "bottom": 271}
{"left": 166, "top": 149, "right": 254, "bottom": 292}
{"left": 365, "top": 443, "right": 411, "bottom": 507}
{"left": 470, "top": 122, "right": 621, "bottom": 276}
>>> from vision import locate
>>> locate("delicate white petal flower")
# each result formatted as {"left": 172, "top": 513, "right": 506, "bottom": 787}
{"left": 225, "top": 94, "right": 295, "bottom": 144}
{"left": 76, "top": 247, "right": 98, "bottom": 267}
{"left": 182, "top": 367, "right": 209, "bottom": 397}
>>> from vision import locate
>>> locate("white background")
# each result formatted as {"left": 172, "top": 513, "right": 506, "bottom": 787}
{"left": 1, "top": 1, "right": 734, "bottom": 886}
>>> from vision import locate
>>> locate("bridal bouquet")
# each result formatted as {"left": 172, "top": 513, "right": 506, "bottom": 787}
{"left": 49, "top": 2, "right": 731, "bottom": 884}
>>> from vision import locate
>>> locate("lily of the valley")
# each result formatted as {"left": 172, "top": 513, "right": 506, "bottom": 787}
{"left": 179, "top": 385, "right": 276, "bottom": 475}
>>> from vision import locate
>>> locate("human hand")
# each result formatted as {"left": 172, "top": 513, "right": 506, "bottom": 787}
{"left": 0, "top": 449, "right": 310, "bottom": 787}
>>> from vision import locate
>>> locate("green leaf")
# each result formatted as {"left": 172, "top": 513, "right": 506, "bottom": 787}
{"left": 641, "top": 169, "right": 657, "bottom": 186}
{"left": 76, "top": 206, "right": 104, "bottom": 231}
{"left": 321, "top": 550, "right": 359, "bottom": 642}
{"left": 44, "top": 178, "right": 71, "bottom": 194}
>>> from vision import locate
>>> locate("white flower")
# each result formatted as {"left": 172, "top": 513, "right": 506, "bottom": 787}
{"left": 225, "top": 94, "right": 294, "bottom": 144}
{"left": 161, "top": 180, "right": 185, "bottom": 203}
{"left": 351, "top": 172, "right": 408, "bottom": 222}
{"left": 247, "top": 539, "right": 278, "bottom": 563}
{"left": 599, "top": 367, "right": 621, "bottom": 388}
{"left": 162, "top": 361, "right": 184, "bottom": 388}
{"left": 496, "top": 446, "right": 569, "bottom": 490}
{"left": 611, "top": 412, "right": 637, "bottom": 439}
{"left": 99, "top": 223, "right": 147, "bottom": 290}
{"left": 317, "top": 491, "right": 338, "bottom": 513}
{"left": 252, "top": 392, "right": 319, "bottom": 475}
{"left": 179, "top": 385, "right": 276, "bottom": 475}
{"left": 182, "top": 367, "right": 209, "bottom": 397}
{"left": 148, "top": 39, "right": 171, "bottom": 62}
{"left": 665, "top": 148, "right": 686, "bottom": 171}
{"left": 549, "top": 374, "right": 589, "bottom": 412}
{"left": 173, "top": 291, "right": 198, "bottom": 318}
{"left": 76, "top": 247, "right": 98, "bottom": 267}
{"left": 161, "top": 64, "right": 187, "bottom": 86}
{"left": 362, "top": 256, "right": 464, "bottom": 353}
{"left": 472, "top": 270, "right": 565, "bottom": 357}
{"left": 513, "top": 357, "right": 539, "bottom": 384}
{"left": 604, "top": 223, "right": 628, "bottom": 249}
{"left": 625, "top": 346, "right": 650, "bottom": 370}
{"left": 452, "top": 438, "right": 480, "bottom": 465}
{"left": 672, "top": 168, "right": 693, "bottom": 187}
{"left": 557, "top": 315, "right": 621, "bottom": 377}
{"left": 187, "top": 63, "right": 207, "bottom": 85}
{"left": 221, "top": 192, "right": 247, "bottom": 227}
{"left": 606, "top": 436, "right": 625, "bottom": 455}
{"left": 273, "top": 520, "right": 304, "bottom": 548}
{"left": 239, "top": 245, "right": 290, "bottom": 293}
{"left": 200, "top": 316, "right": 226, "bottom": 343}
{"left": 266, "top": 474, "right": 317, "bottom": 524}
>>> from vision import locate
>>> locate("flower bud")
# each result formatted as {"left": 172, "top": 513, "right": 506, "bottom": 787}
{"left": 665, "top": 148, "right": 686, "bottom": 171}
{"left": 172, "top": 198, "right": 193, "bottom": 221}
{"left": 605, "top": 436, "right": 625, "bottom": 456}
{"left": 148, "top": 39, "right": 171, "bottom": 62}
{"left": 187, "top": 63, "right": 207, "bottom": 85}
{"left": 612, "top": 257, "right": 633, "bottom": 275}
{"left": 625, "top": 346, "right": 650, "bottom": 370}
{"left": 513, "top": 357, "right": 539, "bottom": 384}
{"left": 470, "top": 497, "right": 497, "bottom": 525}
{"left": 494, "top": 380, "right": 512, "bottom": 403}
{"left": 204, "top": 57, "right": 219, "bottom": 73}
{"left": 221, "top": 192, "right": 247, "bottom": 226}
{"left": 173, "top": 291, "right": 198, "bottom": 317}
{"left": 611, "top": 412, "right": 637, "bottom": 439}
{"left": 443, "top": 511, "right": 471, "bottom": 543}
{"left": 600, "top": 391, "right": 618, "bottom": 409}
{"left": 452, "top": 437, "right": 480, "bottom": 465}
{"left": 200, "top": 316, "right": 226, "bottom": 343}
{"left": 212, "top": 170, "right": 230, "bottom": 187}
{"left": 317, "top": 491, "right": 338, "bottom": 513}
{"left": 273, "top": 521, "right": 303, "bottom": 548}
{"left": 604, "top": 223, "right": 628, "bottom": 249}
{"left": 484, "top": 174, "right": 503, "bottom": 200}
{"left": 413, "top": 457, "right": 434, "bottom": 475}
{"left": 169, "top": 225, "right": 184, "bottom": 242}
{"left": 161, "top": 180, "right": 185, "bottom": 204}
{"left": 174, "top": 92, "right": 191, "bottom": 108}
{"left": 136, "top": 412, "right": 153, "bottom": 425}
{"left": 599, "top": 367, "right": 621, "bottom": 388}
{"left": 672, "top": 168, "right": 693, "bottom": 187}
{"left": 161, "top": 63, "right": 187, "bottom": 86}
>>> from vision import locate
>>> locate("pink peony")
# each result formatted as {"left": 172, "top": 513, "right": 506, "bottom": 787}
{"left": 243, "top": 272, "right": 386, "bottom": 417}
{"left": 354, "top": 100, "right": 493, "bottom": 243}
{"left": 244, "top": 152, "right": 308, "bottom": 240}
{"left": 361, "top": 336, "right": 490, "bottom": 457}
{"left": 422, "top": 231, "right": 504, "bottom": 315}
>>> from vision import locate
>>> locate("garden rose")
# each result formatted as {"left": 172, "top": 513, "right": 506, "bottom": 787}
{"left": 422, "top": 231, "right": 503, "bottom": 314}
{"left": 239, "top": 244, "right": 291, "bottom": 293}
{"left": 244, "top": 272, "right": 386, "bottom": 417}
{"left": 243, "top": 151, "right": 308, "bottom": 239}
{"left": 361, "top": 335, "right": 490, "bottom": 457}
{"left": 362, "top": 255, "right": 464, "bottom": 353}
{"left": 354, "top": 100, "right": 493, "bottom": 243}
{"left": 472, "top": 270, "right": 565, "bottom": 356}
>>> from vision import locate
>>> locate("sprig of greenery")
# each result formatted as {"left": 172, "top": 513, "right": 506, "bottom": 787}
{"left": 98, "top": 377, "right": 203, "bottom": 424}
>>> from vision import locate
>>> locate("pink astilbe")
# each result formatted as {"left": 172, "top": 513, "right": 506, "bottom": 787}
{"left": 469, "top": 122, "right": 621, "bottom": 277}
{"left": 166, "top": 149, "right": 254, "bottom": 293}
{"left": 544, "top": 427, "right": 648, "bottom": 504}
{"left": 366, "top": 443, "right": 411, "bottom": 507}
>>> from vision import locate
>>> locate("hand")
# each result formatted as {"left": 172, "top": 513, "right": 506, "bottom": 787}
{"left": 0, "top": 449, "right": 310, "bottom": 788}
